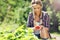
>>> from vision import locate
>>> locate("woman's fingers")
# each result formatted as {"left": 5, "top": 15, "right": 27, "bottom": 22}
{"left": 45, "top": 27, "right": 49, "bottom": 31}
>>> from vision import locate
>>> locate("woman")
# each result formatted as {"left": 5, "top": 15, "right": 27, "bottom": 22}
{"left": 27, "top": 0, "right": 50, "bottom": 40}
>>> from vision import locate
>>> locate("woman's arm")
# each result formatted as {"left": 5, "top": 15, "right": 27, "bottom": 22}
{"left": 40, "top": 13, "right": 50, "bottom": 31}
{"left": 45, "top": 13, "right": 50, "bottom": 29}
{"left": 44, "top": 13, "right": 50, "bottom": 31}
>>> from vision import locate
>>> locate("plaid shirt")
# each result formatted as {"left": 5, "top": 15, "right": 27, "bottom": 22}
{"left": 27, "top": 11, "right": 50, "bottom": 28}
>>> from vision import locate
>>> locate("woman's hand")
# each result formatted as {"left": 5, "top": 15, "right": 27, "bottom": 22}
{"left": 40, "top": 25, "right": 49, "bottom": 31}
{"left": 44, "top": 27, "right": 49, "bottom": 31}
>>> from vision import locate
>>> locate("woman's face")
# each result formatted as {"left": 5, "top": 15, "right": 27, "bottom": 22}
{"left": 32, "top": 4, "right": 42, "bottom": 14}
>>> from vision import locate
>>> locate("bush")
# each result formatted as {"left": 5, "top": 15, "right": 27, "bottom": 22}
{"left": 0, "top": 25, "right": 39, "bottom": 40}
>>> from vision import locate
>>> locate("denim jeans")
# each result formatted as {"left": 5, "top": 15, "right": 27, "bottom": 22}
{"left": 34, "top": 34, "right": 40, "bottom": 39}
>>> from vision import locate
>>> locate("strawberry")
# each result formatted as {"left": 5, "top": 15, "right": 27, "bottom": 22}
{"left": 35, "top": 26, "right": 41, "bottom": 30}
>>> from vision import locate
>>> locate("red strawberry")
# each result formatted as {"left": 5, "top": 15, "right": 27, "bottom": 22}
{"left": 35, "top": 26, "right": 41, "bottom": 30}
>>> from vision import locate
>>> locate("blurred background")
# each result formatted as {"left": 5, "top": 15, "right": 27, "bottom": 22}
{"left": 0, "top": 0, "right": 60, "bottom": 40}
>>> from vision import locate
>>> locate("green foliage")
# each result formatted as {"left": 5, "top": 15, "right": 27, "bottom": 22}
{"left": 0, "top": 25, "right": 39, "bottom": 40}
{"left": 0, "top": 0, "right": 31, "bottom": 25}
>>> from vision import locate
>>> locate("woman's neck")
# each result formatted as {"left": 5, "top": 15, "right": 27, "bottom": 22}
{"left": 35, "top": 11, "right": 42, "bottom": 17}
{"left": 33, "top": 11, "right": 42, "bottom": 22}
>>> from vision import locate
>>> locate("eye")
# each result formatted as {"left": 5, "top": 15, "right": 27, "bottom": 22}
{"left": 38, "top": 7, "right": 40, "bottom": 9}
{"left": 34, "top": 8, "right": 36, "bottom": 9}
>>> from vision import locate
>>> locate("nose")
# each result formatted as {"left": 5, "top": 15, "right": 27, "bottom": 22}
{"left": 36, "top": 9, "right": 39, "bottom": 11}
